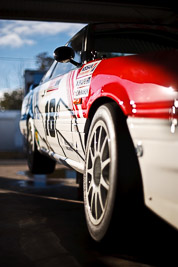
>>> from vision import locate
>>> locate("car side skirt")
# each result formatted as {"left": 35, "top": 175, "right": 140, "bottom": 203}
{"left": 39, "top": 147, "right": 84, "bottom": 173}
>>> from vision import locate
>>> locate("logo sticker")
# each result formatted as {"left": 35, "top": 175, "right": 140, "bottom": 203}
{"left": 74, "top": 60, "right": 101, "bottom": 99}
{"left": 78, "top": 60, "right": 101, "bottom": 78}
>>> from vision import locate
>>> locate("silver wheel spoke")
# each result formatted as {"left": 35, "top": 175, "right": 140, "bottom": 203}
{"left": 89, "top": 147, "right": 95, "bottom": 165}
{"left": 91, "top": 190, "right": 95, "bottom": 214}
{"left": 100, "top": 135, "right": 108, "bottom": 156}
{"left": 98, "top": 187, "right": 104, "bottom": 211}
{"left": 86, "top": 166, "right": 93, "bottom": 177}
{"left": 87, "top": 176, "right": 94, "bottom": 195}
{"left": 94, "top": 131, "right": 97, "bottom": 156}
{"left": 100, "top": 174, "right": 109, "bottom": 191}
{"left": 101, "top": 158, "right": 110, "bottom": 170}
{"left": 97, "top": 126, "right": 102, "bottom": 153}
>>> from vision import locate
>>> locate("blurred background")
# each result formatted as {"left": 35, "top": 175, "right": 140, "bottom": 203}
{"left": 0, "top": 20, "right": 84, "bottom": 159}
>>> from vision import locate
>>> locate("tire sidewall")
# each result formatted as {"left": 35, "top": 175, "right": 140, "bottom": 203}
{"left": 27, "top": 118, "right": 35, "bottom": 171}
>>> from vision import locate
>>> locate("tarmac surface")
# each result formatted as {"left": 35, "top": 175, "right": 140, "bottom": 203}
{"left": 0, "top": 159, "right": 178, "bottom": 267}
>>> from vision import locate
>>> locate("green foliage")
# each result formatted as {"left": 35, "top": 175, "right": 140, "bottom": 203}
{"left": 36, "top": 52, "right": 54, "bottom": 71}
{"left": 0, "top": 89, "right": 23, "bottom": 110}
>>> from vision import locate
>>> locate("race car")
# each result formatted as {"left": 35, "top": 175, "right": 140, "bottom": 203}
{"left": 20, "top": 23, "right": 178, "bottom": 241}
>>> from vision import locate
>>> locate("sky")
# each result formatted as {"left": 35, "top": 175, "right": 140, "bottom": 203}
{"left": 0, "top": 20, "right": 85, "bottom": 98}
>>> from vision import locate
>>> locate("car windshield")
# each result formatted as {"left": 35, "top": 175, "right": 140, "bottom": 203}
{"left": 93, "top": 24, "right": 178, "bottom": 59}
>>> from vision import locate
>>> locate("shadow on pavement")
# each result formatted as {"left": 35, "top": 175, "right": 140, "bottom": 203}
{"left": 0, "top": 161, "right": 178, "bottom": 266}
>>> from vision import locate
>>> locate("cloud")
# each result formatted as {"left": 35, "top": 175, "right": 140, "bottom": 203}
{"left": 0, "top": 32, "right": 34, "bottom": 47}
{"left": 0, "top": 20, "right": 85, "bottom": 48}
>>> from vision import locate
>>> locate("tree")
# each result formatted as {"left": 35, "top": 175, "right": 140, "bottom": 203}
{"left": 36, "top": 52, "right": 54, "bottom": 71}
{"left": 0, "top": 89, "right": 23, "bottom": 110}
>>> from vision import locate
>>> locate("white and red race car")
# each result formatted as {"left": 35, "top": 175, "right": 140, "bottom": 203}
{"left": 20, "top": 23, "right": 178, "bottom": 241}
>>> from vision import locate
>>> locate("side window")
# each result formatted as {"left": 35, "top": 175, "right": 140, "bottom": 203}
{"left": 67, "top": 27, "right": 86, "bottom": 64}
{"left": 51, "top": 61, "right": 74, "bottom": 78}
{"left": 40, "top": 61, "right": 56, "bottom": 84}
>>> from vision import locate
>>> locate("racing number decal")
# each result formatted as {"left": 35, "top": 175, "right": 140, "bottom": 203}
{"left": 43, "top": 95, "right": 85, "bottom": 160}
{"left": 45, "top": 101, "right": 49, "bottom": 136}
{"left": 45, "top": 99, "right": 56, "bottom": 137}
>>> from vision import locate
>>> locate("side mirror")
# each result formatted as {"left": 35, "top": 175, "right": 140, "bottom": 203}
{"left": 53, "top": 46, "right": 81, "bottom": 67}
{"left": 53, "top": 46, "right": 74, "bottom": 63}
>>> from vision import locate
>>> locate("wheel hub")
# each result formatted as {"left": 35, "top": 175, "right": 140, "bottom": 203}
{"left": 93, "top": 156, "right": 101, "bottom": 186}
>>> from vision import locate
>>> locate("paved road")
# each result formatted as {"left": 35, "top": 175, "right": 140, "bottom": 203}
{"left": 0, "top": 160, "right": 177, "bottom": 267}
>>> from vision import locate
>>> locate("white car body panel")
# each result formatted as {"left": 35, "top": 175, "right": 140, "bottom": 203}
{"left": 32, "top": 69, "right": 86, "bottom": 172}
{"left": 127, "top": 117, "right": 178, "bottom": 229}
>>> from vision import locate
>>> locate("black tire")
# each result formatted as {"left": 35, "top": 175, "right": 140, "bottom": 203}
{"left": 76, "top": 172, "right": 83, "bottom": 200}
{"left": 84, "top": 103, "right": 119, "bottom": 241}
{"left": 27, "top": 118, "right": 56, "bottom": 174}
{"left": 84, "top": 103, "right": 143, "bottom": 241}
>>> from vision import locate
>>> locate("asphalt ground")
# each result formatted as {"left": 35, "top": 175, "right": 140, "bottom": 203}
{"left": 0, "top": 159, "right": 178, "bottom": 267}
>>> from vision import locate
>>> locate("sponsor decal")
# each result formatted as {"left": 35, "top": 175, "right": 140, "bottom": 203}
{"left": 76, "top": 76, "right": 91, "bottom": 87}
{"left": 78, "top": 60, "right": 101, "bottom": 78}
{"left": 74, "top": 88, "right": 89, "bottom": 98}
{"left": 74, "top": 60, "right": 101, "bottom": 99}
{"left": 47, "top": 77, "right": 61, "bottom": 93}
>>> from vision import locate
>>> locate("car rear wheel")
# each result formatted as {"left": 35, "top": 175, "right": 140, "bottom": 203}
{"left": 84, "top": 103, "right": 119, "bottom": 241}
{"left": 27, "top": 118, "right": 56, "bottom": 174}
